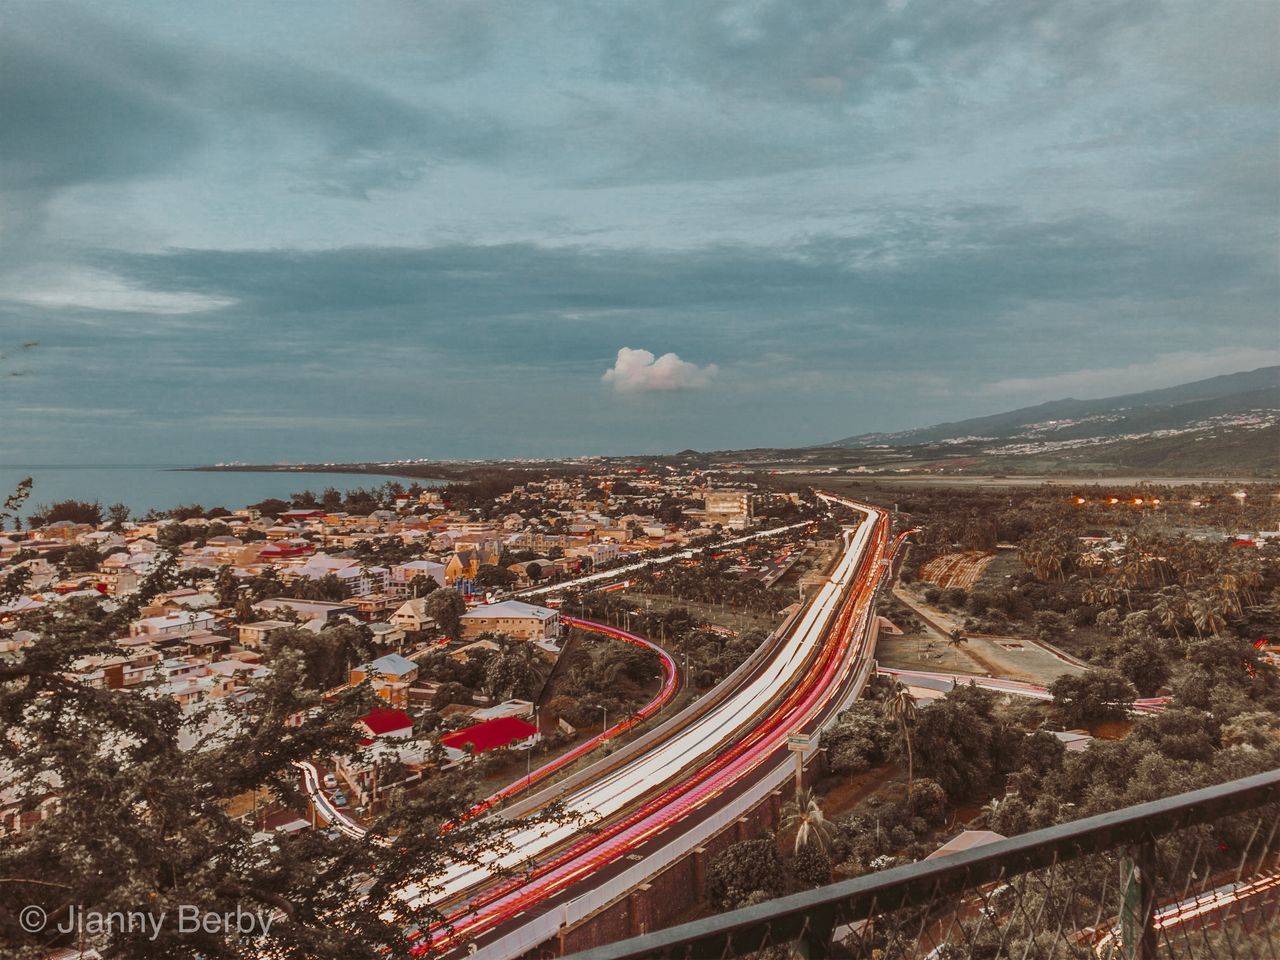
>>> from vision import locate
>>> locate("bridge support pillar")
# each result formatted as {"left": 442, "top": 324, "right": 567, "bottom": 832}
{"left": 769, "top": 788, "right": 783, "bottom": 827}
{"left": 692, "top": 847, "right": 707, "bottom": 897}
{"left": 735, "top": 816, "right": 750, "bottom": 842}
{"left": 628, "top": 883, "right": 652, "bottom": 936}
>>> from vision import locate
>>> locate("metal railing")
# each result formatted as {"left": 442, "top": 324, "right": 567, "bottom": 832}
{"left": 563, "top": 768, "right": 1280, "bottom": 960}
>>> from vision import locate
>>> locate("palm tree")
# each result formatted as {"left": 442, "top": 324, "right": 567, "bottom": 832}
{"left": 1099, "top": 582, "right": 1125, "bottom": 609}
{"left": 1234, "top": 561, "right": 1263, "bottom": 608}
{"left": 947, "top": 629, "right": 968, "bottom": 665}
{"left": 780, "top": 787, "right": 834, "bottom": 854}
{"left": 1152, "top": 592, "right": 1184, "bottom": 642}
{"left": 1218, "top": 573, "right": 1242, "bottom": 615}
{"left": 980, "top": 796, "right": 1004, "bottom": 827}
{"left": 1191, "top": 593, "right": 1228, "bottom": 638}
{"left": 882, "top": 681, "right": 918, "bottom": 792}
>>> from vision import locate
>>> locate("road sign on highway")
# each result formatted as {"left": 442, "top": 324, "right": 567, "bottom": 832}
{"left": 786, "top": 732, "right": 815, "bottom": 751}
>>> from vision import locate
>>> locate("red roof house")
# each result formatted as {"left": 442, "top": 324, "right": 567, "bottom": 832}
{"left": 439, "top": 716, "right": 539, "bottom": 755}
{"left": 358, "top": 707, "right": 414, "bottom": 741}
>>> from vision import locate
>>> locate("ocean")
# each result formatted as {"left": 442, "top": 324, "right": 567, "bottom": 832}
{"left": 0, "top": 465, "right": 438, "bottom": 520}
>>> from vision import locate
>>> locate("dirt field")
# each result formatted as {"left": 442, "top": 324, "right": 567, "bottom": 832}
{"left": 885, "top": 588, "right": 1085, "bottom": 684}
{"left": 919, "top": 551, "right": 995, "bottom": 590}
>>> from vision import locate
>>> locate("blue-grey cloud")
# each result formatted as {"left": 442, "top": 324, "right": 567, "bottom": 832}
{"left": 0, "top": 0, "right": 1275, "bottom": 465}
{"left": 0, "top": 3, "right": 502, "bottom": 205}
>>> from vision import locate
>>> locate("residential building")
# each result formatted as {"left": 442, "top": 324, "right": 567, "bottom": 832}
{"left": 460, "top": 599, "right": 560, "bottom": 640}
{"left": 129, "top": 610, "right": 217, "bottom": 639}
{"left": 390, "top": 597, "right": 436, "bottom": 633}
{"left": 349, "top": 653, "right": 419, "bottom": 707}
{"left": 238, "top": 619, "right": 294, "bottom": 650}
{"left": 389, "top": 559, "right": 447, "bottom": 595}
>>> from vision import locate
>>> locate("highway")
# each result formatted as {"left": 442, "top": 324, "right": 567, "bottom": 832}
{"left": 294, "top": 495, "right": 890, "bottom": 957}
{"left": 399, "top": 493, "right": 890, "bottom": 956}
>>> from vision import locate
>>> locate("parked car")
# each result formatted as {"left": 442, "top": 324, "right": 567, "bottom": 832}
{"left": 323, "top": 773, "right": 338, "bottom": 790}
{"left": 332, "top": 791, "right": 348, "bottom": 807}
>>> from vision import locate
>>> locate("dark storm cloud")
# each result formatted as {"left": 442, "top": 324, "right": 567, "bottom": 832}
{"left": 0, "top": 3, "right": 501, "bottom": 203}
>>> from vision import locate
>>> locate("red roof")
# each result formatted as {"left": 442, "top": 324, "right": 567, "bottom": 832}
{"left": 359, "top": 708, "right": 414, "bottom": 736}
{"left": 440, "top": 716, "right": 538, "bottom": 754}
{"left": 260, "top": 543, "right": 312, "bottom": 558}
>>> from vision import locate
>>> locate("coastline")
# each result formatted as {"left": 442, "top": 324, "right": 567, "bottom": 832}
{"left": 179, "top": 464, "right": 455, "bottom": 482}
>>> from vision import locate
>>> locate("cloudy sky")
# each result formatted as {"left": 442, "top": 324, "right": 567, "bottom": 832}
{"left": 2, "top": 0, "right": 1277, "bottom": 464}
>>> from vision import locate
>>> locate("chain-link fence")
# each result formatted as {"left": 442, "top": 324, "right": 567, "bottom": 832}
{"left": 563, "top": 769, "right": 1280, "bottom": 960}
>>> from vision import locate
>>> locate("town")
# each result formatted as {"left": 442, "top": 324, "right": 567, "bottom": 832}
{"left": 0, "top": 471, "right": 826, "bottom": 838}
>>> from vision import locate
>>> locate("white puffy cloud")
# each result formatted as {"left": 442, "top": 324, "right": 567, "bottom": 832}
{"left": 602, "top": 347, "right": 718, "bottom": 393}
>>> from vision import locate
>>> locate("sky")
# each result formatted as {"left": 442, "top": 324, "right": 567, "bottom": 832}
{"left": 1, "top": 0, "right": 1277, "bottom": 464}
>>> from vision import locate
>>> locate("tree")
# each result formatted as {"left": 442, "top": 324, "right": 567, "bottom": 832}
{"left": 267, "top": 623, "right": 373, "bottom": 691}
{"left": 911, "top": 684, "right": 1020, "bottom": 803}
{"left": 473, "top": 564, "right": 517, "bottom": 590}
{"left": 882, "top": 681, "right": 918, "bottom": 792}
{"left": 29, "top": 498, "right": 103, "bottom": 527}
{"left": 1113, "top": 633, "right": 1171, "bottom": 696}
{"left": 790, "top": 842, "right": 833, "bottom": 890}
{"left": 1031, "top": 611, "right": 1069, "bottom": 645}
{"left": 780, "top": 787, "right": 834, "bottom": 854}
{"left": 59, "top": 544, "right": 102, "bottom": 574}
{"left": 212, "top": 564, "right": 239, "bottom": 606}
{"left": 424, "top": 589, "right": 467, "bottom": 641}
{"left": 705, "top": 839, "right": 786, "bottom": 912}
{"left": 106, "top": 502, "right": 131, "bottom": 530}
{"left": 824, "top": 706, "right": 892, "bottom": 779}
{"left": 1050, "top": 669, "right": 1137, "bottom": 728}
{"left": 248, "top": 498, "right": 289, "bottom": 518}
{"left": 406, "top": 574, "right": 439, "bottom": 598}
{"left": 482, "top": 636, "right": 546, "bottom": 702}
{"left": 0, "top": 552, "right": 568, "bottom": 957}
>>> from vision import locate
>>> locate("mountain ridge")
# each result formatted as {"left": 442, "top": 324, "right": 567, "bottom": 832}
{"left": 830, "top": 366, "right": 1280, "bottom": 448}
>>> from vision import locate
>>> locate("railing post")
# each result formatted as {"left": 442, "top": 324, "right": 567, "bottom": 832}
{"left": 794, "top": 905, "right": 836, "bottom": 960}
{"left": 1121, "top": 837, "right": 1158, "bottom": 960}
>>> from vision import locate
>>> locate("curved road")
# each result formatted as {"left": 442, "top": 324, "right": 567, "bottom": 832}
{"left": 297, "top": 617, "right": 680, "bottom": 835}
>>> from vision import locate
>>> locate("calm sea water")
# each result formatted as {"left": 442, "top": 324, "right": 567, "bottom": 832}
{"left": 0, "top": 465, "right": 436, "bottom": 520}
